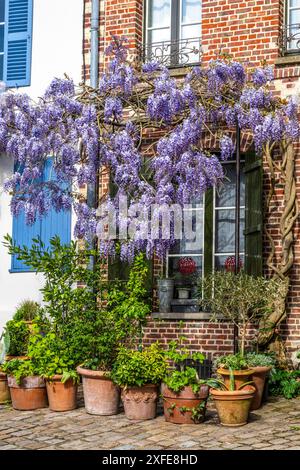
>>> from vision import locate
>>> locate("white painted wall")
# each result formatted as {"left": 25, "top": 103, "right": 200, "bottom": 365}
{"left": 0, "top": 0, "right": 83, "bottom": 331}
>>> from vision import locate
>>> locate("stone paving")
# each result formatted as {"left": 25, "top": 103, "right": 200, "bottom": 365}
{"left": 1, "top": 389, "right": 300, "bottom": 450}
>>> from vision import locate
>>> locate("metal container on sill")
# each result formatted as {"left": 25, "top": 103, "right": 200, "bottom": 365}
{"left": 157, "top": 278, "right": 174, "bottom": 313}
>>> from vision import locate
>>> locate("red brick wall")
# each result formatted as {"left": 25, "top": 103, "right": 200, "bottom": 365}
{"left": 83, "top": 0, "right": 300, "bottom": 359}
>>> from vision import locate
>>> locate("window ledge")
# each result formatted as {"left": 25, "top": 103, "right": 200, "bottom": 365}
{"left": 275, "top": 55, "right": 300, "bottom": 66}
{"left": 151, "top": 311, "right": 212, "bottom": 320}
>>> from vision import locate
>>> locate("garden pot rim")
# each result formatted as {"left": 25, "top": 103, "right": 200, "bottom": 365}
{"left": 76, "top": 366, "right": 111, "bottom": 380}
{"left": 250, "top": 365, "right": 273, "bottom": 373}
{"left": 217, "top": 368, "right": 255, "bottom": 376}
{"left": 210, "top": 386, "right": 256, "bottom": 397}
{"left": 7, "top": 375, "right": 45, "bottom": 389}
{"left": 161, "top": 383, "right": 209, "bottom": 398}
{"left": 46, "top": 374, "right": 77, "bottom": 382}
{"left": 0, "top": 371, "right": 7, "bottom": 378}
{"left": 122, "top": 383, "right": 158, "bottom": 391}
{"left": 5, "top": 355, "right": 30, "bottom": 361}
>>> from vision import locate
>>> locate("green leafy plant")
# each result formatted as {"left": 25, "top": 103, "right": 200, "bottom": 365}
{"left": 5, "top": 320, "right": 30, "bottom": 356}
{"left": 245, "top": 352, "right": 275, "bottom": 368}
{"left": 111, "top": 343, "right": 167, "bottom": 388}
{"left": 269, "top": 369, "right": 300, "bottom": 399}
{"left": 0, "top": 331, "right": 10, "bottom": 365}
{"left": 164, "top": 367, "right": 218, "bottom": 394}
{"left": 13, "top": 300, "right": 40, "bottom": 321}
{"left": 1, "top": 359, "right": 39, "bottom": 384}
{"left": 213, "top": 353, "right": 250, "bottom": 371}
{"left": 200, "top": 272, "right": 286, "bottom": 356}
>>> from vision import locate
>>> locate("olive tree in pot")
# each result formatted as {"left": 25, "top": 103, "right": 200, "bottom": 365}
{"left": 200, "top": 272, "right": 284, "bottom": 388}
{"left": 0, "top": 331, "right": 11, "bottom": 404}
{"left": 111, "top": 343, "right": 167, "bottom": 420}
{"left": 162, "top": 340, "right": 218, "bottom": 424}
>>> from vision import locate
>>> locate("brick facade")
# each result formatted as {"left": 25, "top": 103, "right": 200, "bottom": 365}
{"left": 83, "top": 0, "right": 300, "bottom": 360}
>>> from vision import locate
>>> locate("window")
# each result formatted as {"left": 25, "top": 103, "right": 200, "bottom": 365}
{"left": 285, "top": 0, "right": 300, "bottom": 53}
{"left": 1, "top": 0, "right": 33, "bottom": 87}
{"left": 145, "top": 0, "right": 202, "bottom": 66}
{"left": 11, "top": 159, "right": 71, "bottom": 272}
{"left": 167, "top": 150, "right": 263, "bottom": 309}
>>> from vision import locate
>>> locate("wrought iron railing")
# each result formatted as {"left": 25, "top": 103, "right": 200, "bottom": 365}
{"left": 141, "top": 37, "right": 202, "bottom": 67}
{"left": 279, "top": 24, "right": 300, "bottom": 55}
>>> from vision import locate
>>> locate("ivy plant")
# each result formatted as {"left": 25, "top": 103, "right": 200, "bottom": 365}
{"left": 4, "top": 320, "right": 30, "bottom": 357}
{"left": 2, "top": 359, "right": 39, "bottom": 384}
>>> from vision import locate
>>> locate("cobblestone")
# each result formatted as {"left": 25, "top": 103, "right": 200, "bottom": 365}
{"left": 0, "top": 394, "right": 300, "bottom": 450}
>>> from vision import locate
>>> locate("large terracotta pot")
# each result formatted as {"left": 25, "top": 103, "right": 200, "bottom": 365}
{"left": 8, "top": 375, "right": 48, "bottom": 410}
{"left": 162, "top": 383, "right": 209, "bottom": 424}
{"left": 121, "top": 384, "right": 158, "bottom": 420}
{"left": 46, "top": 375, "right": 78, "bottom": 412}
{"left": 217, "top": 368, "right": 254, "bottom": 390}
{"left": 77, "top": 366, "right": 120, "bottom": 415}
{"left": 210, "top": 386, "right": 255, "bottom": 427}
{"left": 0, "top": 372, "right": 11, "bottom": 404}
{"left": 5, "top": 355, "right": 29, "bottom": 361}
{"left": 250, "top": 366, "right": 272, "bottom": 410}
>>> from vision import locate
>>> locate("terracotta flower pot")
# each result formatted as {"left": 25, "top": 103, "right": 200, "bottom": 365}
{"left": 77, "top": 366, "right": 120, "bottom": 415}
{"left": 217, "top": 368, "right": 254, "bottom": 390}
{"left": 46, "top": 375, "right": 78, "bottom": 412}
{"left": 250, "top": 366, "right": 272, "bottom": 410}
{"left": 210, "top": 385, "right": 255, "bottom": 427}
{"left": 162, "top": 383, "right": 209, "bottom": 424}
{"left": 5, "top": 355, "right": 30, "bottom": 361}
{"left": 8, "top": 375, "right": 48, "bottom": 410}
{"left": 121, "top": 384, "right": 158, "bottom": 420}
{"left": 0, "top": 372, "right": 11, "bottom": 404}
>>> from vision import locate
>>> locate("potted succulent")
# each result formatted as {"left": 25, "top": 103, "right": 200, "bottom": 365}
{"left": 162, "top": 341, "right": 218, "bottom": 424}
{"left": 111, "top": 343, "right": 167, "bottom": 420}
{"left": 2, "top": 358, "right": 48, "bottom": 410}
{"left": 28, "top": 333, "right": 79, "bottom": 412}
{"left": 245, "top": 352, "right": 275, "bottom": 410}
{"left": 0, "top": 331, "right": 11, "bottom": 404}
{"left": 210, "top": 368, "right": 256, "bottom": 426}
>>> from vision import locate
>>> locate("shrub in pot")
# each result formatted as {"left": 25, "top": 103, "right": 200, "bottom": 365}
{"left": 13, "top": 300, "right": 40, "bottom": 333}
{"left": 2, "top": 359, "right": 48, "bottom": 410}
{"left": 245, "top": 352, "right": 275, "bottom": 410}
{"left": 4, "top": 319, "right": 30, "bottom": 360}
{"left": 0, "top": 331, "right": 11, "bottom": 404}
{"left": 162, "top": 340, "right": 217, "bottom": 424}
{"left": 28, "top": 333, "right": 78, "bottom": 412}
{"left": 210, "top": 368, "right": 255, "bottom": 427}
{"left": 111, "top": 343, "right": 167, "bottom": 420}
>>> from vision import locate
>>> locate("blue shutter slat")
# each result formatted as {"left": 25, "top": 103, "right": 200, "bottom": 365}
{"left": 41, "top": 158, "right": 71, "bottom": 250}
{"left": 4, "top": 0, "right": 33, "bottom": 87}
{"left": 11, "top": 211, "right": 41, "bottom": 272}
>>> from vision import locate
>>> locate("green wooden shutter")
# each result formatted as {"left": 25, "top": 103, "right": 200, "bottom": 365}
{"left": 244, "top": 148, "right": 263, "bottom": 276}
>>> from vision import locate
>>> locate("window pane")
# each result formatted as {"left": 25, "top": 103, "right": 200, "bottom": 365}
{"left": 181, "top": 0, "right": 201, "bottom": 24}
{"left": 168, "top": 255, "right": 202, "bottom": 283}
{"left": 181, "top": 23, "right": 201, "bottom": 40}
{"left": 0, "top": 1, "right": 4, "bottom": 23}
{"left": 148, "top": 0, "right": 170, "bottom": 28}
{"left": 290, "top": 8, "right": 300, "bottom": 24}
{"left": 0, "top": 54, "right": 3, "bottom": 81}
{"left": 148, "top": 27, "right": 171, "bottom": 45}
{"left": 215, "top": 164, "right": 245, "bottom": 207}
{"left": 170, "top": 209, "right": 203, "bottom": 254}
{"left": 215, "top": 254, "right": 245, "bottom": 271}
{"left": 0, "top": 25, "right": 4, "bottom": 52}
{"left": 215, "top": 208, "right": 245, "bottom": 254}
{"left": 290, "top": 0, "right": 300, "bottom": 9}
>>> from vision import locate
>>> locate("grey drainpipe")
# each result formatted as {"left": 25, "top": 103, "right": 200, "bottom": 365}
{"left": 87, "top": 0, "right": 100, "bottom": 270}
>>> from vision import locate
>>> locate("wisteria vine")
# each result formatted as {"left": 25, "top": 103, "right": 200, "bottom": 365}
{"left": 1, "top": 36, "right": 299, "bottom": 261}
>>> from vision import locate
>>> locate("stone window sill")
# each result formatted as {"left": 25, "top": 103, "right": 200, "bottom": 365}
{"left": 275, "top": 55, "right": 300, "bottom": 66}
{"left": 151, "top": 311, "right": 212, "bottom": 320}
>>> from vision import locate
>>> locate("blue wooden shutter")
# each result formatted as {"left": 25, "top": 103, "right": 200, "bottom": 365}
{"left": 11, "top": 208, "right": 41, "bottom": 272}
{"left": 4, "top": 0, "right": 33, "bottom": 87}
{"left": 41, "top": 158, "right": 71, "bottom": 249}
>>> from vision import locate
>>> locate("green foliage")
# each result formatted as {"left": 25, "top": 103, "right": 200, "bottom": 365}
{"left": 164, "top": 367, "right": 218, "bottom": 394}
{"left": 28, "top": 333, "right": 79, "bottom": 382}
{"left": 13, "top": 300, "right": 40, "bottom": 321}
{"left": 5, "top": 320, "right": 30, "bottom": 356}
{"left": 199, "top": 271, "right": 286, "bottom": 356}
{"left": 0, "top": 331, "right": 10, "bottom": 365}
{"left": 2, "top": 359, "right": 39, "bottom": 384}
{"left": 213, "top": 353, "right": 250, "bottom": 371}
{"left": 166, "top": 339, "right": 205, "bottom": 369}
{"left": 111, "top": 343, "right": 167, "bottom": 387}
{"left": 269, "top": 369, "right": 300, "bottom": 399}
{"left": 245, "top": 352, "right": 276, "bottom": 368}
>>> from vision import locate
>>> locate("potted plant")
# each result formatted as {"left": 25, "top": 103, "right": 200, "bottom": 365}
{"left": 2, "top": 359, "right": 48, "bottom": 410}
{"left": 210, "top": 368, "right": 256, "bottom": 426}
{"left": 13, "top": 300, "right": 40, "bottom": 333}
{"left": 111, "top": 343, "right": 167, "bottom": 420}
{"left": 0, "top": 331, "right": 11, "bottom": 404}
{"left": 4, "top": 319, "right": 30, "bottom": 360}
{"left": 214, "top": 354, "right": 254, "bottom": 390}
{"left": 162, "top": 341, "right": 218, "bottom": 424}
{"left": 245, "top": 352, "right": 275, "bottom": 410}
{"left": 28, "top": 333, "right": 79, "bottom": 412}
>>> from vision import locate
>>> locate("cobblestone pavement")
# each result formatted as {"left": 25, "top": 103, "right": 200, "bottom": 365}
{"left": 1, "top": 390, "right": 300, "bottom": 450}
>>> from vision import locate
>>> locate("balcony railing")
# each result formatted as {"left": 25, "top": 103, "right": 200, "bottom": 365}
{"left": 141, "top": 37, "right": 202, "bottom": 68}
{"left": 279, "top": 24, "right": 300, "bottom": 55}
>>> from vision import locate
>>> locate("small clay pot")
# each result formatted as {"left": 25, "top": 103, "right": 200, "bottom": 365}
{"left": 250, "top": 366, "right": 272, "bottom": 410}
{"left": 121, "top": 384, "right": 158, "bottom": 420}
{"left": 8, "top": 375, "right": 48, "bottom": 411}
{"left": 77, "top": 366, "right": 120, "bottom": 415}
{"left": 0, "top": 372, "right": 11, "bottom": 404}
{"left": 217, "top": 368, "right": 254, "bottom": 390}
{"left": 210, "top": 385, "right": 255, "bottom": 426}
{"left": 46, "top": 375, "right": 78, "bottom": 412}
{"left": 162, "top": 383, "right": 209, "bottom": 424}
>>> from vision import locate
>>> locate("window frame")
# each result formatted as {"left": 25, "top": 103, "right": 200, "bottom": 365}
{"left": 284, "top": 0, "right": 300, "bottom": 54}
